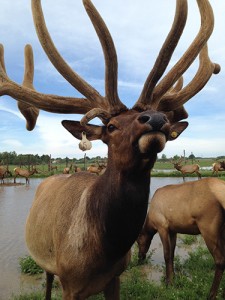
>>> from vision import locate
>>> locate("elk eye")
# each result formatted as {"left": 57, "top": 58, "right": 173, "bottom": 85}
{"left": 107, "top": 124, "right": 117, "bottom": 132}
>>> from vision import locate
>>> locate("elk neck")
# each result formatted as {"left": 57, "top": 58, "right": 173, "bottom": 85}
{"left": 87, "top": 155, "right": 155, "bottom": 262}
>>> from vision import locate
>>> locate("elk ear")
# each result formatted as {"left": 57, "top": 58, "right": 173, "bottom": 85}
{"left": 168, "top": 121, "right": 188, "bottom": 141}
{"left": 62, "top": 120, "right": 104, "bottom": 141}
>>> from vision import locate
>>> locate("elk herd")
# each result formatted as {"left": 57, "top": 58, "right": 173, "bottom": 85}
{"left": 0, "top": 0, "right": 225, "bottom": 299}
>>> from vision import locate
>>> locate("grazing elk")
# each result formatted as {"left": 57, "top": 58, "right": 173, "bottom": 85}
{"left": 0, "top": 0, "right": 220, "bottom": 299}
{"left": 0, "top": 166, "right": 12, "bottom": 184}
{"left": 212, "top": 161, "right": 225, "bottom": 176}
{"left": 137, "top": 178, "right": 225, "bottom": 300}
{"left": 14, "top": 166, "right": 38, "bottom": 184}
{"left": 63, "top": 164, "right": 73, "bottom": 174}
{"left": 171, "top": 157, "right": 201, "bottom": 181}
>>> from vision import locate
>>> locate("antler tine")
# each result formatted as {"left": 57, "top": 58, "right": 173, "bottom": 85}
{"left": 133, "top": 0, "right": 188, "bottom": 111}
{"left": 158, "top": 45, "right": 221, "bottom": 112}
{"left": 0, "top": 44, "right": 6, "bottom": 75}
{"left": 17, "top": 45, "right": 39, "bottom": 131}
{"left": 83, "top": 0, "right": 127, "bottom": 115}
{"left": 152, "top": 0, "right": 217, "bottom": 108}
{"left": 31, "top": 0, "right": 106, "bottom": 109}
{"left": 0, "top": 44, "right": 10, "bottom": 93}
{"left": 0, "top": 46, "right": 96, "bottom": 116}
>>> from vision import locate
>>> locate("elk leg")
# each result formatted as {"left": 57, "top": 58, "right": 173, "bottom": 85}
{"left": 137, "top": 229, "right": 156, "bottom": 261}
{"left": 196, "top": 171, "right": 201, "bottom": 180}
{"left": 103, "top": 276, "right": 120, "bottom": 300}
{"left": 201, "top": 228, "right": 225, "bottom": 299}
{"left": 208, "top": 265, "right": 224, "bottom": 300}
{"left": 45, "top": 271, "right": 54, "bottom": 300}
{"left": 158, "top": 228, "right": 174, "bottom": 285}
{"left": 170, "top": 232, "right": 177, "bottom": 276}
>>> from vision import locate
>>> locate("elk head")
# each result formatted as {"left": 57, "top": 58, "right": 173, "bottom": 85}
{"left": 0, "top": 0, "right": 220, "bottom": 168}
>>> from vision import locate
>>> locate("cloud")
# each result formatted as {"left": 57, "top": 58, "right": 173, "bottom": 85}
{"left": 2, "top": 139, "right": 23, "bottom": 148}
{"left": 0, "top": 1, "right": 225, "bottom": 159}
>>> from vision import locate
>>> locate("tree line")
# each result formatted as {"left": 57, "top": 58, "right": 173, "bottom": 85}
{"left": 0, "top": 151, "right": 106, "bottom": 166}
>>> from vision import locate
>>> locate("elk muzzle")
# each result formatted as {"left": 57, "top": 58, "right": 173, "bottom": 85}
{"left": 138, "top": 111, "right": 169, "bottom": 155}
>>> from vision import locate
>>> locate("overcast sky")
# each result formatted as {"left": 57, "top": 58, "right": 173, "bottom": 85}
{"left": 0, "top": 0, "right": 225, "bottom": 159}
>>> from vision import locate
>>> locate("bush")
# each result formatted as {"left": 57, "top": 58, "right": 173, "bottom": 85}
{"left": 19, "top": 255, "right": 43, "bottom": 275}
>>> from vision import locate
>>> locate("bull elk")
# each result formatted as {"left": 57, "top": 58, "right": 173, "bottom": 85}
{"left": 0, "top": 0, "right": 220, "bottom": 299}
{"left": 137, "top": 178, "right": 225, "bottom": 300}
{"left": 212, "top": 161, "right": 225, "bottom": 176}
{"left": 0, "top": 166, "right": 12, "bottom": 184}
{"left": 171, "top": 157, "right": 201, "bottom": 181}
{"left": 14, "top": 166, "right": 38, "bottom": 184}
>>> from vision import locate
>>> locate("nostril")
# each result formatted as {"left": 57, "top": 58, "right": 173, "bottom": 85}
{"left": 139, "top": 112, "right": 168, "bottom": 130}
{"left": 138, "top": 115, "right": 150, "bottom": 124}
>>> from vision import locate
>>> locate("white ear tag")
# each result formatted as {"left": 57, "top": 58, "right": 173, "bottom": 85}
{"left": 79, "top": 131, "right": 92, "bottom": 151}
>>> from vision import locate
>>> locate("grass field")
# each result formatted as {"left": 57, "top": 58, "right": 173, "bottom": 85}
{"left": 11, "top": 236, "right": 225, "bottom": 300}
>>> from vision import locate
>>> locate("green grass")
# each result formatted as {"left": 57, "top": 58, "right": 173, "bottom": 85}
{"left": 179, "top": 234, "right": 198, "bottom": 245}
{"left": 19, "top": 255, "right": 43, "bottom": 275}
{"left": 11, "top": 245, "right": 225, "bottom": 300}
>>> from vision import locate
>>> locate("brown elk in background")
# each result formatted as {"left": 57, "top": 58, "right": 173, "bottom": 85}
{"left": 50, "top": 166, "right": 58, "bottom": 172}
{"left": 87, "top": 162, "right": 106, "bottom": 175}
{"left": 14, "top": 166, "right": 38, "bottom": 184}
{"left": 63, "top": 164, "right": 73, "bottom": 174}
{"left": 137, "top": 178, "right": 225, "bottom": 300}
{"left": 171, "top": 156, "right": 201, "bottom": 181}
{"left": 212, "top": 161, "right": 225, "bottom": 176}
{"left": 74, "top": 165, "right": 82, "bottom": 172}
{"left": 0, "top": 0, "right": 220, "bottom": 299}
{"left": 0, "top": 166, "right": 12, "bottom": 184}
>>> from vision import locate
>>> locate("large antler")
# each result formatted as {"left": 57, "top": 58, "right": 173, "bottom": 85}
{"left": 133, "top": 0, "right": 220, "bottom": 115}
{"left": 0, "top": 0, "right": 220, "bottom": 129}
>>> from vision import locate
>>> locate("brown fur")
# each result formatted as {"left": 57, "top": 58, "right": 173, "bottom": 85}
{"left": 74, "top": 166, "right": 82, "bottom": 173}
{"left": 172, "top": 161, "right": 201, "bottom": 181}
{"left": 87, "top": 164, "right": 106, "bottom": 175}
{"left": 26, "top": 111, "right": 187, "bottom": 299}
{"left": 212, "top": 161, "right": 225, "bottom": 176}
{"left": 137, "top": 178, "right": 225, "bottom": 300}
{"left": 14, "top": 167, "right": 38, "bottom": 184}
{"left": 50, "top": 166, "right": 58, "bottom": 171}
{"left": 63, "top": 164, "right": 72, "bottom": 174}
{"left": 0, "top": 166, "right": 11, "bottom": 184}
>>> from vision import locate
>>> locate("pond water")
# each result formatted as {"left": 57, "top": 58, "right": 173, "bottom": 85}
{"left": 0, "top": 176, "right": 196, "bottom": 299}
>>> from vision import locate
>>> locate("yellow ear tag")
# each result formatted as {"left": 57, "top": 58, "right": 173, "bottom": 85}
{"left": 171, "top": 131, "right": 178, "bottom": 138}
{"left": 79, "top": 132, "right": 92, "bottom": 151}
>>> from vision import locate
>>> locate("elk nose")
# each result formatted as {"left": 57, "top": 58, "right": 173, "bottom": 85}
{"left": 138, "top": 113, "right": 168, "bottom": 130}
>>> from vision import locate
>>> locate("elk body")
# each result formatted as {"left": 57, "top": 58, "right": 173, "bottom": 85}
{"left": 50, "top": 166, "right": 58, "bottom": 171}
{"left": 87, "top": 163, "right": 106, "bottom": 176}
{"left": 212, "top": 161, "right": 225, "bottom": 176}
{"left": 0, "top": 166, "right": 12, "bottom": 184}
{"left": 171, "top": 158, "right": 201, "bottom": 181}
{"left": 0, "top": 0, "right": 220, "bottom": 299}
{"left": 14, "top": 167, "right": 38, "bottom": 184}
{"left": 74, "top": 165, "right": 82, "bottom": 173}
{"left": 63, "top": 164, "right": 73, "bottom": 174}
{"left": 137, "top": 178, "right": 225, "bottom": 300}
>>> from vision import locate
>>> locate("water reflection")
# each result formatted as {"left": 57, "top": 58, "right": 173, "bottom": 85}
{"left": 0, "top": 177, "right": 196, "bottom": 299}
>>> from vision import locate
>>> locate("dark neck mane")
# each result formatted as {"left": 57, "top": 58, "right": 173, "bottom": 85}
{"left": 87, "top": 157, "right": 154, "bottom": 261}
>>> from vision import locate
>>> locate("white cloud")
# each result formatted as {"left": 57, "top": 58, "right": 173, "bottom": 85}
{"left": 2, "top": 139, "right": 23, "bottom": 148}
